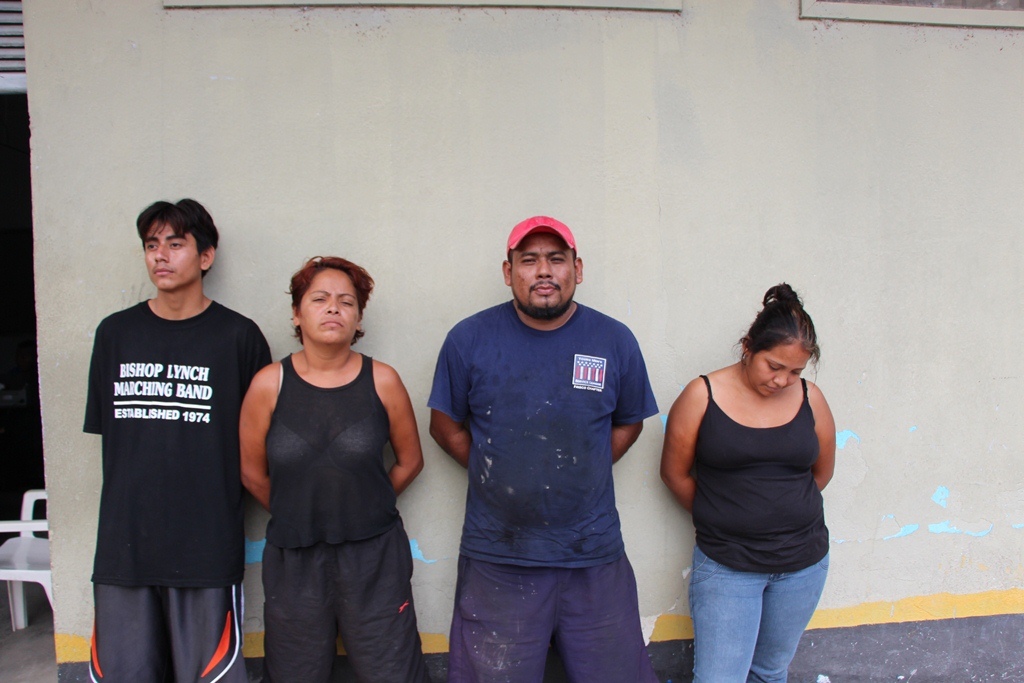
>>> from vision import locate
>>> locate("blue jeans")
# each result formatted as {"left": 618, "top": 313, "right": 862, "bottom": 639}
{"left": 688, "top": 545, "right": 828, "bottom": 683}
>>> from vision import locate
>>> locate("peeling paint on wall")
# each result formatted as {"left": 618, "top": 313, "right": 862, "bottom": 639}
{"left": 882, "top": 516, "right": 919, "bottom": 540}
{"left": 248, "top": 536, "right": 442, "bottom": 566}
{"left": 928, "top": 521, "right": 993, "bottom": 537}
{"left": 640, "top": 614, "right": 658, "bottom": 644}
{"left": 840, "top": 481, "right": 1010, "bottom": 544}
{"left": 410, "top": 538, "right": 439, "bottom": 564}
{"left": 245, "top": 537, "right": 266, "bottom": 564}
{"left": 835, "top": 430, "right": 860, "bottom": 449}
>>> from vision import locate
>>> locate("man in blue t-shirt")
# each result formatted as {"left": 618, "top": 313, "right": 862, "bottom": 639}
{"left": 429, "top": 216, "right": 660, "bottom": 682}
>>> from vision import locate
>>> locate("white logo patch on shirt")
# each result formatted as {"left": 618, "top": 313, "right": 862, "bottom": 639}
{"left": 572, "top": 354, "right": 607, "bottom": 392}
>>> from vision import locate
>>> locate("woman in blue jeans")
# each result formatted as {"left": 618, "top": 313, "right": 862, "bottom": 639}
{"left": 660, "top": 283, "right": 836, "bottom": 683}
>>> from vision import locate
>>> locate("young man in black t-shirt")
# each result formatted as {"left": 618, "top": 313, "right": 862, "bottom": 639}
{"left": 84, "top": 199, "right": 270, "bottom": 682}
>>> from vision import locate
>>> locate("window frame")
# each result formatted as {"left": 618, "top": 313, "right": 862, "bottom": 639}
{"left": 0, "top": 0, "right": 25, "bottom": 94}
{"left": 166, "top": 0, "right": 681, "bottom": 10}
{"left": 800, "top": 0, "right": 1024, "bottom": 28}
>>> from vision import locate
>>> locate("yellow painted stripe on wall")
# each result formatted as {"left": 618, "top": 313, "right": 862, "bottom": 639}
{"left": 650, "top": 614, "right": 695, "bottom": 641}
{"left": 421, "top": 631, "right": 450, "bottom": 654}
{"left": 54, "top": 633, "right": 90, "bottom": 664}
{"left": 54, "top": 588, "right": 1024, "bottom": 662}
{"left": 804, "top": 588, "right": 1024, "bottom": 630}
{"left": 649, "top": 588, "right": 1024, "bottom": 641}
{"left": 243, "top": 631, "right": 265, "bottom": 658}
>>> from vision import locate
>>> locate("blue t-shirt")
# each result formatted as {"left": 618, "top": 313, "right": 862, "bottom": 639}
{"left": 429, "top": 302, "right": 658, "bottom": 567}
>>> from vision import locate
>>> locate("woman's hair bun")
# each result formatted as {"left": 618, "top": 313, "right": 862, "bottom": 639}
{"left": 741, "top": 282, "right": 820, "bottom": 363}
{"left": 763, "top": 283, "right": 801, "bottom": 308}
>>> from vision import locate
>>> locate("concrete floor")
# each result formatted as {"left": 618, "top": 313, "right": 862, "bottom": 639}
{"left": 0, "top": 582, "right": 58, "bottom": 682}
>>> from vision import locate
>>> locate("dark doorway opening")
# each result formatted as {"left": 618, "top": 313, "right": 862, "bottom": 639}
{"left": 0, "top": 93, "right": 42, "bottom": 521}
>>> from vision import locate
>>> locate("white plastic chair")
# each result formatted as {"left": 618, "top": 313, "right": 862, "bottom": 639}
{"left": 0, "top": 489, "right": 52, "bottom": 630}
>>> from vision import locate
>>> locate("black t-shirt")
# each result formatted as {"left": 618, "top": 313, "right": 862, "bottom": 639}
{"left": 84, "top": 301, "right": 271, "bottom": 587}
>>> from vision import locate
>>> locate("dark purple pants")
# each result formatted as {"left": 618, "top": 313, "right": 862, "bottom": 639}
{"left": 448, "top": 554, "right": 658, "bottom": 683}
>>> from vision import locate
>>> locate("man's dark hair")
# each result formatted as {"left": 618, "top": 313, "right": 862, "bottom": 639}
{"left": 136, "top": 199, "right": 219, "bottom": 275}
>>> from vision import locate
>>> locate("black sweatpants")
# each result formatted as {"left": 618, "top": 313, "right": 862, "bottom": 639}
{"left": 262, "top": 519, "right": 429, "bottom": 683}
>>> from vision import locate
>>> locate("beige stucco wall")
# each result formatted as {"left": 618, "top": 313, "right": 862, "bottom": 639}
{"left": 23, "top": 0, "right": 1024, "bottom": 658}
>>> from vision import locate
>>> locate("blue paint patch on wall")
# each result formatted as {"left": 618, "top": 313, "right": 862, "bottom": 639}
{"left": 932, "top": 486, "right": 949, "bottom": 508}
{"left": 835, "top": 430, "right": 860, "bottom": 449}
{"left": 410, "top": 538, "right": 438, "bottom": 564}
{"left": 1014, "top": 524, "right": 1024, "bottom": 529}
{"left": 247, "top": 537, "right": 441, "bottom": 565}
{"left": 909, "top": 425, "right": 918, "bottom": 432}
{"left": 245, "top": 537, "right": 266, "bottom": 564}
{"left": 661, "top": 414, "right": 668, "bottom": 433}
{"left": 879, "top": 514, "right": 918, "bottom": 541}
{"left": 928, "top": 521, "right": 993, "bottom": 537}
{"left": 883, "top": 524, "right": 919, "bottom": 540}
{"left": 250, "top": 540, "right": 444, "bottom": 565}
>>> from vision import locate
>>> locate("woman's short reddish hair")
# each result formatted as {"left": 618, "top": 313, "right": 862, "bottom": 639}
{"left": 289, "top": 256, "right": 375, "bottom": 344}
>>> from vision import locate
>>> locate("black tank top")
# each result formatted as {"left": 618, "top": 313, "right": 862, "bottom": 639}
{"left": 692, "top": 376, "right": 828, "bottom": 573}
{"left": 264, "top": 354, "right": 397, "bottom": 548}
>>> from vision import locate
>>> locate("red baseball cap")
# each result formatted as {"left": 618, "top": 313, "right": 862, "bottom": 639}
{"left": 506, "top": 216, "right": 576, "bottom": 252}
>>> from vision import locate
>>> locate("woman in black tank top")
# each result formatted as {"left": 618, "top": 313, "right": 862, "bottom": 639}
{"left": 240, "top": 257, "right": 429, "bottom": 683}
{"left": 660, "top": 284, "right": 837, "bottom": 683}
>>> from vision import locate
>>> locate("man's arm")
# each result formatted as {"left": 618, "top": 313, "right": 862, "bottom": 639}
{"left": 429, "top": 409, "right": 472, "bottom": 468}
{"left": 611, "top": 421, "right": 644, "bottom": 463}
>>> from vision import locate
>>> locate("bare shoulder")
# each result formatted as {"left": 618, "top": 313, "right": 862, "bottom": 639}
{"left": 682, "top": 375, "right": 711, "bottom": 400}
{"left": 371, "top": 358, "right": 404, "bottom": 388}
{"left": 804, "top": 379, "right": 835, "bottom": 426}
{"left": 243, "top": 361, "right": 282, "bottom": 416}
{"left": 249, "top": 361, "right": 282, "bottom": 394}
{"left": 804, "top": 378, "right": 829, "bottom": 405}
{"left": 669, "top": 375, "right": 712, "bottom": 418}
{"left": 371, "top": 359, "right": 410, "bottom": 405}
{"left": 704, "top": 364, "right": 738, "bottom": 389}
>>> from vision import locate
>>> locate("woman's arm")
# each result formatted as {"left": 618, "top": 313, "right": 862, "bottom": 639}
{"left": 374, "top": 361, "right": 425, "bottom": 495}
{"left": 807, "top": 381, "right": 836, "bottom": 491}
{"left": 659, "top": 377, "right": 709, "bottom": 513}
{"left": 239, "top": 362, "right": 281, "bottom": 511}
